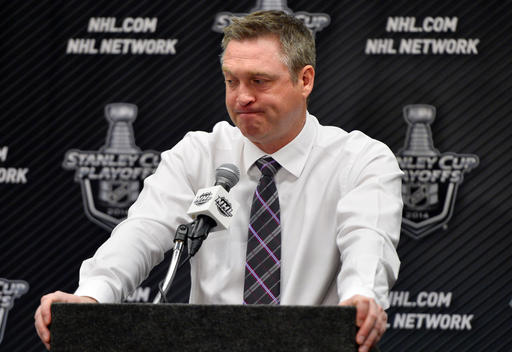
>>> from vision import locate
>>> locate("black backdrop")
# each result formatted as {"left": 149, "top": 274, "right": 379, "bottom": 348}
{"left": 1, "top": 1, "right": 511, "bottom": 351}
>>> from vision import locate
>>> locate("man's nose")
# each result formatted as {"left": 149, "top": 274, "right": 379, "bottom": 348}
{"left": 236, "top": 84, "right": 255, "bottom": 106}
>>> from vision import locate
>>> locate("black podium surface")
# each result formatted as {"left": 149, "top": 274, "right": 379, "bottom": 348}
{"left": 51, "top": 303, "right": 361, "bottom": 352}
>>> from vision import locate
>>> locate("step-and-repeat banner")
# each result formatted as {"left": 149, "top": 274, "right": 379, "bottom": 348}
{"left": 2, "top": 1, "right": 511, "bottom": 351}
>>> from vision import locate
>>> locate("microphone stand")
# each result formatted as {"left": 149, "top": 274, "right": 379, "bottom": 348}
{"left": 153, "top": 223, "right": 191, "bottom": 304}
{"left": 152, "top": 216, "right": 216, "bottom": 304}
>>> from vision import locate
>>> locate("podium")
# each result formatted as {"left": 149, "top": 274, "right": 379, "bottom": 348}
{"left": 50, "top": 303, "right": 366, "bottom": 352}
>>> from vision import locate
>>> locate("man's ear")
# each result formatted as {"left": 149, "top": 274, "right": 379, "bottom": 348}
{"left": 299, "top": 65, "right": 315, "bottom": 99}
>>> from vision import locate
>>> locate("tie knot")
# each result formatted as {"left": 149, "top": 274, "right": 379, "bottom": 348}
{"left": 256, "top": 156, "right": 281, "bottom": 177}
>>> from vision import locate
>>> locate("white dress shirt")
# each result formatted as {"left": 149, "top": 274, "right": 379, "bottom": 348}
{"left": 75, "top": 112, "right": 403, "bottom": 309}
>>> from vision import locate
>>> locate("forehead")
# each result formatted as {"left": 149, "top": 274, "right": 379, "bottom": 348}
{"left": 222, "top": 36, "right": 288, "bottom": 75}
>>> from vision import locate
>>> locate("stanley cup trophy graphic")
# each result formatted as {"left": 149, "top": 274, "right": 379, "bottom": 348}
{"left": 401, "top": 105, "right": 440, "bottom": 211}
{"left": 250, "top": 0, "right": 292, "bottom": 13}
{"left": 397, "top": 104, "right": 479, "bottom": 239}
{"left": 402, "top": 105, "right": 439, "bottom": 157}
{"left": 103, "top": 103, "right": 140, "bottom": 154}
{"left": 212, "top": 0, "right": 330, "bottom": 34}
{"left": 99, "top": 103, "right": 141, "bottom": 207}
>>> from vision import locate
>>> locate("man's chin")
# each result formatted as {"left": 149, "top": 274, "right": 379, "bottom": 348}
{"left": 239, "top": 126, "right": 266, "bottom": 143}
{"left": 241, "top": 129, "right": 263, "bottom": 141}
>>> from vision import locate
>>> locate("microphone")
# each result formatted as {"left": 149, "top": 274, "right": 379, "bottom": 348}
{"left": 153, "top": 164, "right": 240, "bottom": 303}
{"left": 187, "top": 164, "right": 240, "bottom": 256}
{"left": 214, "top": 164, "right": 240, "bottom": 191}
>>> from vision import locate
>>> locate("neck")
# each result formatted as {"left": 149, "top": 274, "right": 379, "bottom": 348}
{"left": 255, "top": 113, "right": 307, "bottom": 154}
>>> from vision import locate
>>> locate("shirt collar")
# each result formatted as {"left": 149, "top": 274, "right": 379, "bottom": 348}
{"left": 242, "top": 111, "right": 317, "bottom": 178}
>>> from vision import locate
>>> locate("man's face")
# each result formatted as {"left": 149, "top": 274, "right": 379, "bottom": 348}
{"left": 222, "top": 36, "right": 313, "bottom": 153}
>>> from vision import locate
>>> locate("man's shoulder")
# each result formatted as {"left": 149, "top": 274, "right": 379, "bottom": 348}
{"left": 316, "top": 123, "right": 380, "bottom": 150}
{"left": 175, "top": 120, "right": 242, "bottom": 149}
{"left": 159, "top": 121, "right": 243, "bottom": 169}
{"left": 312, "top": 122, "right": 396, "bottom": 168}
{"left": 187, "top": 120, "right": 239, "bottom": 138}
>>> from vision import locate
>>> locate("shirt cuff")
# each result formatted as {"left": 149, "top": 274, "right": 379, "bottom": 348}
{"left": 74, "top": 278, "right": 118, "bottom": 303}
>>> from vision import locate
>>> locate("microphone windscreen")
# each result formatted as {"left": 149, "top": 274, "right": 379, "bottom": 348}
{"left": 215, "top": 164, "right": 240, "bottom": 191}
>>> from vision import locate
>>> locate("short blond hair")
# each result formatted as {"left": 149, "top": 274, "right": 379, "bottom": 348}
{"left": 221, "top": 10, "right": 316, "bottom": 83}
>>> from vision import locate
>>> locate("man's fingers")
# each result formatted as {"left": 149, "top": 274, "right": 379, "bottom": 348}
{"left": 40, "top": 291, "right": 68, "bottom": 324}
{"left": 40, "top": 294, "right": 54, "bottom": 325}
{"left": 34, "top": 306, "right": 51, "bottom": 349}
{"left": 359, "top": 326, "right": 380, "bottom": 352}
{"left": 356, "top": 301, "right": 377, "bottom": 345}
{"left": 355, "top": 299, "right": 369, "bottom": 327}
{"left": 378, "top": 310, "right": 388, "bottom": 336}
{"left": 358, "top": 304, "right": 387, "bottom": 352}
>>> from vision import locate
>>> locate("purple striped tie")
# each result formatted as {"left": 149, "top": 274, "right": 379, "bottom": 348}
{"left": 244, "top": 156, "right": 282, "bottom": 305}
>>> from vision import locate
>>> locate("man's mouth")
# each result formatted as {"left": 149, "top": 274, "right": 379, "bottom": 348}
{"left": 236, "top": 110, "right": 262, "bottom": 116}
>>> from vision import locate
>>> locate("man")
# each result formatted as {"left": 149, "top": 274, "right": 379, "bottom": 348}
{"left": 35, "top": 11, "right": 403, "bottom": 352}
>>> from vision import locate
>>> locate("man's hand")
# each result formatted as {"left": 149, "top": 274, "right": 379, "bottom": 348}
{"left": 339, "top": 295, "right": 387, "bottom": 352}
{"left": 34, "top": 291, "right": 97, "bottom": 350}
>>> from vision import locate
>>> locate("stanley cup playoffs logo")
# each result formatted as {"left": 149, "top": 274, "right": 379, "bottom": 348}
{"left": 0, "top": 278, "right": 29, "bottom": 344}
{"left": 396, "top": 105, "right": 479, "bottom": 239}
{"left": 63, "top": 103, "right": 160, "bottom": 231}
{"left": 213, "top": 0, "right": 330, "bottom": 34}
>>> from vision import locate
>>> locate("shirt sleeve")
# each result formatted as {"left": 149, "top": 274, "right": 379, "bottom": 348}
{"left": 74, "top": 134, "right": 201, "bottom": 303}
{"left": 335, "top": 137, "right": 403, "bottom": 309}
